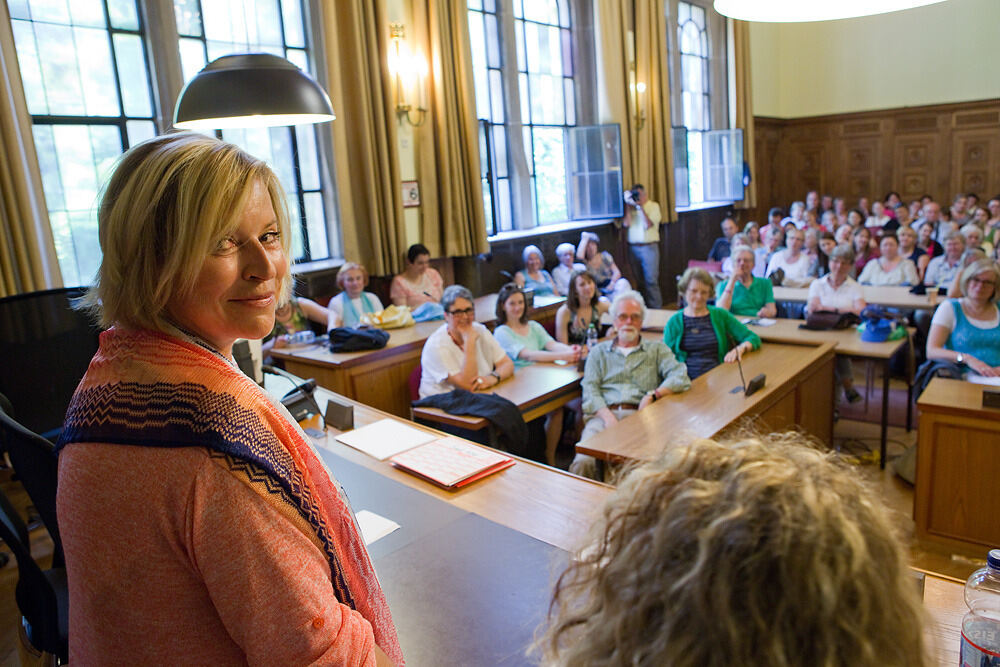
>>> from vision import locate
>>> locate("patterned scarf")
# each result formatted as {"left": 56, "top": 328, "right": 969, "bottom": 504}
{"left": 57, "top": 327, "right": 403, "bottom": 664}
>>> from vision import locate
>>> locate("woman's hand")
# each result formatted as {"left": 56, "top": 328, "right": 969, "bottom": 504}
{"left": 273, "top": 335, "right": 289, "bottom": 349}
{"left": 724, "top": 342, "right": 751, "bottom": 364}
{"left": 472, "top": 373, "right": 500, "bottom": 391}
{"left": 966, "top": 355, "right": 1000, "bottom": 377}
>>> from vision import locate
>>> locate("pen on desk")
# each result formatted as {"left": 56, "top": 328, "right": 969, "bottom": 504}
{"left": 423, "top": 291, "right": 433, "bottom": 298}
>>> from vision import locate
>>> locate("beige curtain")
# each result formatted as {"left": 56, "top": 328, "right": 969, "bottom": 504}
{"left": 0, "top": 2, "right": 61, "bottom": 297}
{"left": 594, "top": 0, "right": 677, "bottom": 223}
{"left": 320, "top": 1, "right": 406, "bottom": 276}
{"left": 410, "top": 0, "right": 488, "bottom": 259}
{"left": 732, "top": 19, "right": 757, "bottom": 209}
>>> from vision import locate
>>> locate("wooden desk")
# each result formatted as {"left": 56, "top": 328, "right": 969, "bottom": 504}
{"left": 915, "top": 378, "right": 1000, "bottom": 552}
{"left": 475, "top": 292, "right": 564, "bottom": 328}
{"left": 411, "top": 363, "right": 582, "bottom": 431}
{"left": 577, "top": 342, "right": 835, "bottom": 463}
{"left": 270, "top": 376, "right": 965, "bottom": 666}
{"left": 641, "top": 310, "right": 912, "bottom": 467}
{"left": 773, "top": 284, "right": 940, "bottom": 310}
{"left": 271, "top": 321, "right": 441, "bottom": 418}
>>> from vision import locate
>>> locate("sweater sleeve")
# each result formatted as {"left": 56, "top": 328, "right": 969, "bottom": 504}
{"left": 188, "top": 458, "right": 377, "bottom": 667}
{"left": 662, "top": 312, "right": 685, "bottom": 361}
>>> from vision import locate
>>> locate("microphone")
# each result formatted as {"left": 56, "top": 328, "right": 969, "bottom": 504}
{"left": 499, "top": 270, "right": 515, "bottom": 282}
{"left": 726, "top": 334, "right": 766, "bottom": 397}
{"left": 263, "top": 365, "right": 323, "bottom": 421}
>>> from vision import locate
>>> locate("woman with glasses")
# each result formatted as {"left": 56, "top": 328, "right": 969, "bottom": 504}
{"left": 418, "top": 285, "right": 514, "bottom": 398}
{"left": 926, "top": 258, "right": 1000, "bottom": 380}
{"left": 663, "top": 268, "right": 761, "bottom": 381}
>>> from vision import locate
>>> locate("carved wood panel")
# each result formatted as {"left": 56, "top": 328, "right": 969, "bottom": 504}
{"left": 746, "top": 100, "right": 1000, "bottom": 222}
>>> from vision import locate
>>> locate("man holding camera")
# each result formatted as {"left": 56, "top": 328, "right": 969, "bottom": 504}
{"left": 622, "top": 183, "right": 663, "bottom": 308}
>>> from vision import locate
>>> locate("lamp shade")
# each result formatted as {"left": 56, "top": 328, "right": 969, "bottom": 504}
{"left": 173, "top": 53, "right": 335, "bottom": 130}
{"left": 713, "top": 0, "right": 947, "bottom": 22}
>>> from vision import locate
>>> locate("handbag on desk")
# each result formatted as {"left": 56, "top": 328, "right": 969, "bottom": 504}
{"left": 359, "top": 304, "right": 415, "bottom": 329}
{"left": 800, "top": 310, "right": 861, "bottom": 331}
{"left": 328, "top": 327, "right": 390, "bottom": 352}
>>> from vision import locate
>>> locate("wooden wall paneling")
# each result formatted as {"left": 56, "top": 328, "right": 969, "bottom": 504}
{"left": 752, "top": 99, "right": 1000, "bottom": 214}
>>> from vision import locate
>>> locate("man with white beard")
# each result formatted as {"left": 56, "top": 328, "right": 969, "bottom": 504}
{"left": 568, "top": 291, "right": 691, "bottom": 480}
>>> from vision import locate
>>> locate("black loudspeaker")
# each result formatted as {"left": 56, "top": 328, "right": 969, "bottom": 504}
{"left": 324, "top": 398, "right": 354, "bottom": 431}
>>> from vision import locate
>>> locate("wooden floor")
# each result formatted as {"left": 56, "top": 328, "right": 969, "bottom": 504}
{"left": 0, "top": 379, "right": 986, "bottom": 663}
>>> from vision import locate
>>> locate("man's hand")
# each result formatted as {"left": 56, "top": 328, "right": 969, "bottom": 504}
{"left": 638, "top": 392, "right": 655, "bottom": 410}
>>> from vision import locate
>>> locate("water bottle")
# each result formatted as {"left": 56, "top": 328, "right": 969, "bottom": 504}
{"left": 287, "top": 330, "right": 316, "bottom": 346}
{"left": 580, "top": 324, "right": 599, "bottom": 372}
{"left": 961, "top": 549, "right": 1000, "bottom": 666}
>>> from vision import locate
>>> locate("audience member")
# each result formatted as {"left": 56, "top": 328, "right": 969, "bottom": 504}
{"left": 805, "top": 189, "right": 819, "bottom": 215}
{"left": 716, "top": 247, "right": 777, "bottom": 318}
{"left": 514, "top": 244, "right": 557, "bottom": 296}
{"left": 781, "top": 201, "right": 806, "bottom": 229}
{"left": 834, "top": 223, "right": 852, "bottom": 245}
{"left": 924, "top": 231, "right": 966, "bottom": 287}
{"left": 538, "top": 435, "right": 928, "bottom": 666}
{"left": 819, "top": 209, "right": 837, "bottom": 231}
{"left": 846, "top": 207, "right": 865, "bottom": 231}
{"left": 820, "top": 193, "right": 834, "bottom": 214}
{"left": 743, "top": 221, "right": 762, "bottom": 250}
{"left": 707, "top": 216, "right": 739, "bottom": 262}
{"left": 569, "top": 291, "right": 690, "bottom": 480}
{"left": 893, "top": 203, "right": 911, "bottom": 228}
{"left": 766, "top": 227, "right": 813, "bottom": 286}
{"left": 857, "top": 232, "right": 919, "bottom": 286}
{"left": 985, "top": 195, "right": 1000, "bottom": 244}
{"left": 664, "top": 268, "right": 760, "bottom": 382}
{"left": 622, "top": 184, "right": 663, "bottom": 308}
{"left": 926, "top": 258, "right": 1000, "bottom": 380}
{"left": 898, "top": 225, "right": 930, "bottom": 281}
{"left": 865, "top": 200, "right": 892, "bottom": 229}
{"left": 833, "top": 197, "right": 848, "bottom": 226}
{"left": 961, "top": 222, "right": 991, "bottom": 255}
{"left": 857, "top": 196, "right": 870, "bottom": 217}
{"left": 917, "top": 218, "right": 944, "bottom": 259}
{"left": 263, "top": 296, "right": 330, "bottom": 356}
{"left": 390, "top": 243, "right": 444, "bottom": 308}
{"left": 809, "top": 231, "right": 836, "bottom": 278}
{"left": 760, "top": 207, "right": 783, "bottom": 244}
{"left": 807, "top": 245, "right": 867, "bottom": 403}
{"left": 493, "top": 283, "right": 581, "bottom": 464}
{"left": 418, "top": 284, "right": 514, "bottom": 398}
{"left": 328, "top": 262, "right": 384, "bottom": 328}
{"left": 852, "top": 227, "right": 879, "bottom": 276}
{"left": 760, "top": 226, "right": 784, "bottom": 271}
{"left": 555, "top": 270, "right": 610, "bottom": 347}
{"left": 885, "top": 191, "right": 903, "bottom": 210}
{"left": 950, "top": 193, "right": 970, "bottom": 226}
{"left": 577, "top": 231, "right": 630, "bottom": 299}
{"left": 551, "top": 242, "right": 585, "bottom": 296}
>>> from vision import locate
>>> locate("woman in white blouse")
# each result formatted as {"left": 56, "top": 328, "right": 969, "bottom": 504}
{"left": 857, "top": 233, "right": 919, "bottom": 286}
{"left": 766, "top": 227, "right": 813, "bottom": 287}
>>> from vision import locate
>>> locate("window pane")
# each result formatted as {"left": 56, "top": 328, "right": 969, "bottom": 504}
{"left": 468, "top": 0, "right": 482, "bottom": 9}
{"left": 69, "top": 0, "right": 104, "bottom": 27}
{"left": 533, "top": 127, "right": 566, "bottom": 223}
{"left": 295, "top": 125, "right": 320, "bottom": 190}
{"left": 126, "top": 119, "right": 155, "bottom": 146}
{"left": 688, "top": 130, "right": 704, "bottom": 203}
{"left": 281, "top": 0, "right": 305, "bottom": 47}
{"left": 174, "top": 0, "right": 202, "bottom": 36}
{"left": 286, "top": 194, "right": 304, "bottom": 259}
{"left": 522, "top": 0, "right": 559, "bottom": 24}
{"left": 285, "top": 47, "right": 307, "bottom": 72}
{"left": 497, "top": 177, "right": 512, "bottom": 231}
{"left": 75, "top": 27, "right": 121, "bottom": 116}
{"left": 254, "top": 0, "right": 283, "bottom": 46}
{"left": 522, "top": 125, "right": 533, "bottom": 173}
{"left": 518, "top": 72, "right": 529, "bottom": 122}
{"left": 492, "top": 124, "right": 507, "bottom": 178}
{"left": 564, "top": 78, "right": 575, "bottom": 125}
{"left": 113, "top": 34, "right": 152, "bottom": 117}
{"left": 11, "top": 21, "right": 47, "bottom": 114}
{"left": 107, "top": 0, "right": 139, "bottom": 30}
{"left": 489, "top": 69, "right": 504, "bottom": 122}
{"left": 303, "top": 192, "right": 329, "bottom": 261}
{"left": 514, "top": 17, "right": 525, "bottom": 72}
{"left": 8, "top": 0, "right": 29, "bottom": 20}
{"left": 529, "top": 74, "right": 564, "bottom": 125}
{"left": 485, "top": 13, "right": 500, "bottom": 68}
{"left": 34, "top": 23, "right": 86, "bottom": 115}
{"left": 179, "top": 36, "right": 207, "bottom": 81}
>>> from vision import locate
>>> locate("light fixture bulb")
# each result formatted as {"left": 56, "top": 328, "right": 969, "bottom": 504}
{"left": 713, "top": 0, "right": 947, "bottom": 22}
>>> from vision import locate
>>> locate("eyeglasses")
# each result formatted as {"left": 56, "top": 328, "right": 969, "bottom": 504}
{"left": 447, "top": 307, "right": 475, "bottom": 316}
{"left": 614, "top": 312, "right": 643, "bottom": 322}
{"left": 969, "top": 277, "right": 997, "bottom": 288}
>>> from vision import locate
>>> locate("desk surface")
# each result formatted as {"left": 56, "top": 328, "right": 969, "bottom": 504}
{"left": 271, "top": 320, "right": 441, "bottom": 369}
{"left": 917, "top": 377, "right": 1000, "bottom": 418}
{"left": 577, "top": 342, "right": 835, "bottom": 463}
{"left": 411, "top": 362, "right": 582, "bottom": 428}
{"left": 640, "top": 310, "right": 909, "bottom": 359}
{"left": 773, "top": 284, "right": 939, "bottom": 310}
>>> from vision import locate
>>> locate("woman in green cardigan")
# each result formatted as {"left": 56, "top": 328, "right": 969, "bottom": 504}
{"left": 664, "top": 268, "right": 761, "bottom": 380}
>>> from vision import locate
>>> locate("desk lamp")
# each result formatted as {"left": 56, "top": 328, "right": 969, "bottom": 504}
{"left": 173, "top": 53, "right": 335, "bottom": 130}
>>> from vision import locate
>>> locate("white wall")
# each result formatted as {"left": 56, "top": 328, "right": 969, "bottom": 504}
{"left": 749, "top": 0, "right": 1000, "bottom": 118}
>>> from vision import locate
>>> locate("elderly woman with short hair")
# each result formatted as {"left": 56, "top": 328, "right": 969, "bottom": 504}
{"left": 57, "top": 133, "right": 402, "bottom": 665}
{"left": 664, "top": 268, "right": 761, "bottom": 381}
{"left": 514, "top": 244, "right": 558, "bottom": 296}
{"left": 419, "top": 284, "right": 515, "bottom": 398}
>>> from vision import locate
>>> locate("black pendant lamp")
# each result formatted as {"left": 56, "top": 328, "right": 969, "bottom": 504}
{"left": 173, "top": 53, "right": 335, "bottom": 130}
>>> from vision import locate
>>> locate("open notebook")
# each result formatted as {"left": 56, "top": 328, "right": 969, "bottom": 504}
{"left": 389, "top": 437, "right": 514, "bottom": 489}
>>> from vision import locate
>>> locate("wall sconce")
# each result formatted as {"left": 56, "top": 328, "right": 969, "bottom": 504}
{"left": 629, "top": 63, "right": 646, "bottom": 132}
{"left": 389, "top": 22, "right": 427, "bottom": 127}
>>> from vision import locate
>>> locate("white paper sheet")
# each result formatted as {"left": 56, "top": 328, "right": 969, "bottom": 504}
{"left": 335, "top": 418, "right": 437, "bottom": 460}
{"left": 355, "top": 510, "right": 401, "bottom": 545}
